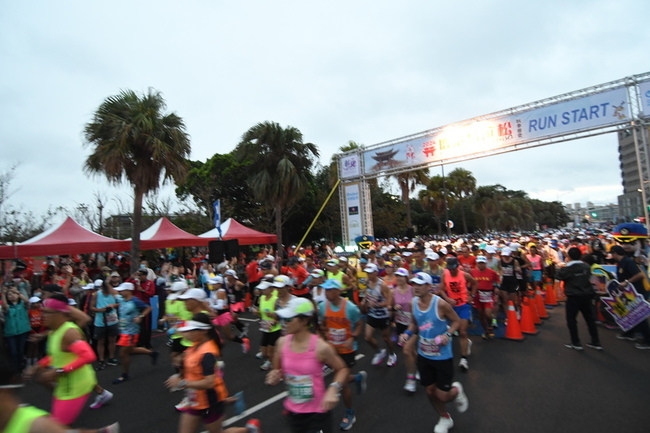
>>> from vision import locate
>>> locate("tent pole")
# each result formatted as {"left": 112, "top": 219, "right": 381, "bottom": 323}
{"left": 295, "top": 178, "right": 341, "bottom": 252}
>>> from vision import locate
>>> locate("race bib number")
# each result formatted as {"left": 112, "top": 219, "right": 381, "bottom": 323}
{"left": 419, "top": 337, "right": 441, "bottom": 357}
{"left": 328, "top": 328, "right": 347, "bottom": 345}
{"left": 478, "top": 291, "right": 493, "bottom": 303}
{"left": 395, "top": 309, "right": 411, "bottom": 325}
{"left": 286, "top": 374, "right": 314, "bottom": 404}
{"left": 185, "top": 388, "right": 199, "bottom": 408}
{"left": 260, "top": 320, "right": 274, "bottom": 332}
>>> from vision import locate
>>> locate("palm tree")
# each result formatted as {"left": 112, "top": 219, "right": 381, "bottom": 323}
{"left": 419, "top": 175, "right": 452, "bottom": 234}
{"left": 235, "top": 121, "right": 319, "bottom": 260}
{"left": 448, "top": 168, "right": 476, "bottom": 233}
{"left": 472, "top": 185, "right": 506, "bottom": 231}
{"left": 391, "top": 169, "right": 429, "bottom": 229}
{"left": 84, "top": 89, "right": 190, "bottom": 273}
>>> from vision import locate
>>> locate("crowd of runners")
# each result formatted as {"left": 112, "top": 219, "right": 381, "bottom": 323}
{"left": 1, "top": 223, "right": 649, "bottom": 433}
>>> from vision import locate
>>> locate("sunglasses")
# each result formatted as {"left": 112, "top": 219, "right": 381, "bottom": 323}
{"left": 281, "top": 316, "right": 296, "bottom": 323}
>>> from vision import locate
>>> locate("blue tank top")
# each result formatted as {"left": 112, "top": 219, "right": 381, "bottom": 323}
{"left": 412, "top": 295, "right": 452, "bottom": 360}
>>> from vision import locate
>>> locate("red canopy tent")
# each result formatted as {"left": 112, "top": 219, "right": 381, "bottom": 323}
{"left": 0, "top": 217, "right": 130, "bottom": 259}
{"left": 138, "top": 217, "right": 209, "bottom": 250}
{"left": 199, "top": 218, "right": 277, "bottom": 245}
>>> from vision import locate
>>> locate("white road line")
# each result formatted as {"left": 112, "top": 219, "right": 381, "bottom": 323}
{"left": 239, "top": 317, "right": 259, "bottom": 322}
{"left": 221, "top": 353, "right": 365, "bottom": 427}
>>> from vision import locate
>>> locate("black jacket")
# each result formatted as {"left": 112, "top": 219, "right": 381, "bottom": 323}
{"left": 557, "top": 261, "right": 595, "bottom": 296}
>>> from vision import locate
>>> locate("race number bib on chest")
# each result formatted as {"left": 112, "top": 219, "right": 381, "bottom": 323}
{"left": 419, "top": 337, "right": 441, "bottom": 357}
{"left": 286, "top": 374, "right": 314, "bottom": 404}
{"left": 478, "top": 291, "right": 493, "bottom": 303}
{"left": 328, "top": 328, "right": 347, "bottom": 345}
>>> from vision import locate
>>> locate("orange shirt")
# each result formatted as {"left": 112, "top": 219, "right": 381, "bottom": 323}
{"left": 324, "top": 299, "right": 354, "bottom": 354}
{"left": 183, "top": 340, "right": 228, "bottom": 409}
{"left": 444, "top": 269, "right": 469, "bottom": 305}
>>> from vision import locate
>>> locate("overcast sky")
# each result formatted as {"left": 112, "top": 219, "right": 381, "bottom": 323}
{"left": 1, "top": 0, "right": 649, "bottom": 227}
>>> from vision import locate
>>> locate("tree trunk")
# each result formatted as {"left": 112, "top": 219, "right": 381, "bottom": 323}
{"left": 460, "top": 200, "right": 468, "bottom": 234}
{"left": 275, "top": 204, "right": 283, "bottom": 270}
{"left": 130, "top": 188, "right": 144, "bottom": 275}
{"left": 402, "top": 184, "right": 412, "bottom": 228}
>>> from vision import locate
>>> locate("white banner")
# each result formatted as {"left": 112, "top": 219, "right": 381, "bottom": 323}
{"left": 344, "top": 183, "right": 363, "bottom": 241}
{"left": 362, "top": 87, "right": 630, "bottom": 176}
{"left": 639, "top": 80, "right": 650, "bottom": 118}
{"left": 339, "top": 154, "right": 362, "bottom": 179}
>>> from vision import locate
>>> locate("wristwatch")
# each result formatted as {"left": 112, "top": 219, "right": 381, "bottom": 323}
{"left": 178, "top": 379, "right": 187, "bottom": 389}
{"left": 329, "top": 381, "right": 343, "bottom": 393}
{"left": 55, "top": 368, "right": 65, "bottom": 375}
{"left": 445, "top": 332, "right": 452, "bottom": 339}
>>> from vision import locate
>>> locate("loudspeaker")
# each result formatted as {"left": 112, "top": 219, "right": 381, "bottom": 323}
{"left": 208, "top": 239, "right": 239, "bottom": 263}
{"left": 406, "top": 227, "right": 415, "bottom": 240}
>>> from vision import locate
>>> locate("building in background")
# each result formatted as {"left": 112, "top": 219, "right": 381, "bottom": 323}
{"left": 617, "top": 127, "right": 650, "bottom": 221}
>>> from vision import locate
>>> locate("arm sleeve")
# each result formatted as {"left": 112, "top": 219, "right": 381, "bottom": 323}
{"left": 61, "top": 340, "right": 97, "bottom": 372}
{"left": 200, "top": 352, "right": 217, "bottom": 376}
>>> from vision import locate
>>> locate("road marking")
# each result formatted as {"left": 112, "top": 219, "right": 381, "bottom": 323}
{"left": 221, "top": 353, "right": 365, "bottom": 428}
{"left": 239, "top": 317, "right": 259, "bottom": 322}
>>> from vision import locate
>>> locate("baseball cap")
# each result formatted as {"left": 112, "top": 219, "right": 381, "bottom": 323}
{"left": 310, "top": 269, "right": 325, "bottom": 278}
{"left": 224, "top": 269, "right": 238, "bottom": 278}
{"left": 177, "top": 320, "right": 212, "bottom": 332}
{"left": 272, "top": 275, "right": 292, "bottom": 288}
{"left": 29, "top": 296, "right": 42, "bottom": 303}
{"left": 256, "top": 280, "right": 273, "bottom": 290}
{"left": 339, "top": 256, "right": 348, "bottom": 262}
{"left": 364, "top": 263, "right": 378, "bottom": 273}
{"left": 445, "top": 257, "right": 459, "bottom": 269}
{"left": 610, "top": 245, "right": 626, "bottom": 256}
{"left": 115, "top": 282, "right": 135, "bottom": 292}
{"left": 170, "top": 281, "right": 189, "bottom": 292}
{"left": 392, "top": 255, "right": 402, "bottom": 261}
{"left": 82, "top": 283, "right": 96, "bottom": 290}
{"left": 208, "top": 276, "right": 224, "bottom": 285}
{"left": 320, "top": 279, "right": 343, "bottom": 290}
{"left": 476, "top": 255, "right": 488, "bottom": 263}
{"left": 485, "top": 246, "right": 497, "bottom": 254}
{"left": 110, "top": 271, "right": 120, "bottom": 278}
{"left": 439, "top": 247, "right": 448, "bottom": 255}
{"left": 410, "top": 272, "right": 433, "bottom": 285}
{"left": 93, "top": 279, "right": 104, "bottom": 287}
{"left": 276, "top": 297, "right": 315, "bottom": 319}
{"left": 501, "top": 247, "right": 512, "bottom": 256}
{"left": 395, "top": 267, "right": 410, "bottom": 277}
{"left": 178, "top": 288, "right": 208, "bottom": 301}
{"left": 426, "top": 252, "right": 440, "bottom": 261}
{"left": 326, "top": 259, "right": 339, "bottom": 266}
{"left": 359, "top": 258, "right": 368, "bottom": 264}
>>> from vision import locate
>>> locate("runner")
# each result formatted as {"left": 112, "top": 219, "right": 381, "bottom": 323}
{"left": 361, "top": 264, "right": 397, "bottom": 368}
{"left": 90, "top": 280, "right": 120, "bottom": 370}
{"left": 470, "top": 256, "right": 500, "bottom": 339}
{"left": 498, "top": 247, "right": 522, "bottom": 317}
{"left": 208, "top": 277, "right": 250, "bottom": 352}
{"left": 266, "top": 297, "right": 349, "bottom": 433}
{"left": 438, "top": 257, "right": 478, "bottom": 372}
{"left": 309, "top": 270, "right": 327, "bottom": 305}
{"left": 23, "top": 294, "right": 106, "bottom": 426}
{"left": 398, "top": 270, "right": 420, "bottom": 394}
{"left": 399, "top": 273, "right": 468, "bottom": 433}
{"left": 255, "top": 279, "right": 282, "bottom": 371}
{"left": 164, "top": 313, "right": 261, "bottom": 433}
{"left": 112, "top": 283, "right": 159, "bottom": 384}
{"left": 223, "top": 270, "right": 249, "bottom": 342}
{"left": 318, "top": 278, "right": 367, "bottom": 430}
{"left": 0, "top": 358, "right": 119, "bottom": 433}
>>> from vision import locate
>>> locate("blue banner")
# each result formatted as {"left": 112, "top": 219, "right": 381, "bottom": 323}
{"left": 213, "top": 200, "right": 223, "bottom": 238}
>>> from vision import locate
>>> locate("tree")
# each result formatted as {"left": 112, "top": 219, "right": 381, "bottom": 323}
{"left": 84, "top": 88, "right": 191, "bottom": 273}
{"left": 234, "top": 121, "right": 319, "bottom": 259}
{"left": 391, "top": 169, "right": 429, "bottom": 229}
{"left": 419, "top": 175, "right": 452, "bottom": 235}
{"left": 448, "top": 168, "right": 476, "bottom": 233}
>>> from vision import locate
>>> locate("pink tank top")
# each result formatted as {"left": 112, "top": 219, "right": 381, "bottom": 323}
{"left": 527, "top": 254, "right": 542, "bottom": 270}
{"left": 282, "top": 333, "right": 326, "bottom": 413}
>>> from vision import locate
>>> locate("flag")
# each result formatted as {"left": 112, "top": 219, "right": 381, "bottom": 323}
{"left": 213, "top": 200, "right": 223, "bottom": 238}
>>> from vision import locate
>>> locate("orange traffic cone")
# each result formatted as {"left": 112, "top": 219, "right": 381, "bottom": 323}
{"left": 535, "top": 289, "right": 549, "bottom": 319}
{"left": 504, "top": 301, "right": 524, "bottom": 341}
{"left": 528, "top": 293, "right": 541, "bottom": 325}
{"left": 556, "top": 280, "right": 566, "bottom": 302}
{"left": 545, "top": 281, "right": 559, "bottom": 306}
{"left": 520, "top": 297, "right": 539, "bottom": 335}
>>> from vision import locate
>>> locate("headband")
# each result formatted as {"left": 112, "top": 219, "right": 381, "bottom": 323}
{"left": 43, "top": 298, "right": 70, "bottom": 313}
{"left": 178, "top": 320, "right": 212, "bottom": 331}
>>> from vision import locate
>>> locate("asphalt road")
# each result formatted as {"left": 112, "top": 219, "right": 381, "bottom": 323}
{"left": 16, "top": 305, "right": 650, "bottom": 433}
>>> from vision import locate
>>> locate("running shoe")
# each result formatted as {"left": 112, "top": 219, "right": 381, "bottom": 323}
{"left": 371, "top": 349, "right": 386, "bottom": 366}
{"left": 355, "top": 371, "right": 367, "bottom": 394}
{"left": 487, "top": 329, "right": 495, "bottom": 339}
{"left": 466, "top": 338, "right": 472, "bottom": 356}
{"left": 339, "top": 409, "right": 356, "bottom": 431}
{"left": 458, "top": 358, "right": 469, "bottom": 372}
{"left": 386, "top": 353, "right": 397, "bottom": 367}
{"left": 415, "top": 371, "right": 420, "bottom": 381}
{"left": 89, "top": 390, "right": 114, "bottom": 409}
{"left": 255, "top": 351, "right": 264, "bottom": 359}
{"left": 491, "top": 318, "right": 498, "bottom": 328}
{"left": 434, "top": 415, "right": 454, "bottom": 433}
{"left": 112, "top": 374, "right": 129, "bottom": 385}
{"left": 95, "top": 361, "right": 107, "bottom": 371}
{"left": 481, "top": 333, "right": 487, "bottom": 340}
{"left": 242, "top": 337, "right": 250, "bottom": 354}
{"left": 564, "top": 343, "right": 584, "bottom": 351}
{"left": 403, "top": 378, "right": 416, "bottom": 393}
{"left": 452, "top": 381, "right": 469, "bottom": 413}
{"left": 616, "top": 334, "right": 637, "bottom": 341}
{"left": 245, "top": 418, "right": 262, "bottom": 433}
{"left": 98, "top": 422, "right": 120, "bottom": 433}
{"left": 175, "top": 397, "right": 190, "bottom": 411}
{"left": 586, "top": 343, "right": 603, "bottom": 351}
{"left": 106, "top": 358, "right": 119, "bottom": 366}
{"left": 260, "top": 360, "right": 272, "bottom": 371}
{"left": 233, "top": 391, "right": 246, "bottom": 415}
{"left": 634, "top": 342, "right": 650, "bottom": 350}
